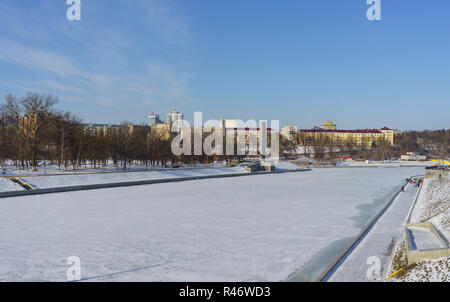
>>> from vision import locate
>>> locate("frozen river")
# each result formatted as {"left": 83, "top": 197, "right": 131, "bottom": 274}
{"left": 0, "top": 167, "right": 424, "bottom": 281}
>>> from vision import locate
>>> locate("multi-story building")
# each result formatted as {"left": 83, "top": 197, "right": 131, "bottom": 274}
{"left": 83, "top": 123, "right": 134, "bottom": 136}
{"left": 18, "top": 114, "right": 38, "bottom": 138}
{"left": 148, "top": 109, "right": 183, "bottom": 135}
{"left": 148, "top": 113, "right": 161, "bottom": 127}
{"left": 179, "top": 119, "right": 277, "bottom": 156}
{"left": 166, "top": 110, "right": 183, "bottom": 128}
{"left": 298, "top": 122, "right": 395, "bottom": 146}
{"left": 401, "top": 152, "right": 426, "bottom": 161}
{"left": 151, "top": 123, "right": 171, "bottom": 140}
{"left": 217, "top": 119, "right": 275, "bottom": 143}
{"left": 321, "top": 121, "right": 337, "bottom": 130}
{"left": 219, "top": 118, "right": 238, "bottom": 129}
{"left": 281, "top": 125, "right": 299, "bottom": 142}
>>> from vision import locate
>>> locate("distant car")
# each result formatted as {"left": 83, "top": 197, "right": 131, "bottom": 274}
{"left": 171, "top": 164, "right": 181, "bottom": 168}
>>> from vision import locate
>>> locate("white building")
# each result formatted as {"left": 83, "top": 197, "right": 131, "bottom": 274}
{"left": 281, "top": 125, "right": 299, "bottom": 142}
{"left": 219, "top": 119, "right": 239, "bottom": 129}
{"left": 167, "top": 110, "right": 183, "bottom": 127}
{"left": 401, "top": 152, "right": 426, "bottom": 161}
{"left": 148, "top": 113, "right": 161, "bottom": 127}
{"left": 149, "top": 110, "right": 183, "bottom": 133}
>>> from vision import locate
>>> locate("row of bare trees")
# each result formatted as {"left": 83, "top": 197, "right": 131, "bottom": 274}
{"left": 394, "top": 130, "right": 449, "bottom": 158}
{"left": 0, "top": 93, "right": 182, "bottom": 171}
{"left": 0, "top": 93, "right": 266, "bottom": 171}
{"left": 1, "top": 93, "right": 447, "bottom": 170}
{"left": 280, "top": 132, "right": 395, "bottom": 162}
{"left": 281, "top": 129, "right": 449, "bottom": 163}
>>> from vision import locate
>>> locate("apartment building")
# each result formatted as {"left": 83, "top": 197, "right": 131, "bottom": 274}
{"left": 298, "top": 123, "right": 394, "bottom": 146}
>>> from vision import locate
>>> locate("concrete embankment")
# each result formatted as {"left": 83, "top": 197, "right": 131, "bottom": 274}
{"left": 318, "top": 176, "right": 423, "bottom": 282}
{"left": 0, "top": 168, "right": 310, "bottom": 199}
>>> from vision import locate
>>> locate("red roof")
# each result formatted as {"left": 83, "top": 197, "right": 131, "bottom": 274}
{"left": 299, "top": 129, "right": 382, "bottom": 134}
{"left": 226, "top": 128, "right": 272, "bottom": 131}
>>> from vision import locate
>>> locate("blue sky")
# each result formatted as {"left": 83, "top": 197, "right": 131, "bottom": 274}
{"left": 0, "top": 0, "right": 449, "bottom": 130}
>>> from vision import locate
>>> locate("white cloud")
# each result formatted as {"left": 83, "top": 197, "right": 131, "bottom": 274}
{"left": 39, "top": 80, "right": 87, "bottom": 94}
{"left": 0, "top": 0, "right": 194, "bottom": 116}
{"left": 0, "top": 37, "right": 193, "bottom": 107}
{"left": 136, "top": 0, "right": 190, "bottom": 46}
{"left": 0, "top": 39, "right": 78, "bottom": 77}
{"left": 0, "top": 80, "right": 40, "bottom": 94}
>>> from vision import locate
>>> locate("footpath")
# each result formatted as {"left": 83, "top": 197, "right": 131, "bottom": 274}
{"left": 326, "top": 182, "right": 420, "bottom": 282}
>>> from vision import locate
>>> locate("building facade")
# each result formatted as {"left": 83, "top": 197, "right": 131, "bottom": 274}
{"left": 166, "top": 110, "right": 183, "bottom": 129}
{"left": 83, "top": 123, "right": 134, "bottom": 136}
{"left": 280, "top": 125, "right": 299, "bottom": 142}
{"left": 179, "top": 119, "right": 277, "bottom": 156}
{"left": 148, "top": 109, "right": 183, "bottom": 136}
{"left": 152, "top": 123, "right": 171, "bottom": 140}
{"left": 148, "top": 113, "right": 161, "bottom": 127}
{"left": 298, "top": 122, "right": 394, "bottom": 146}
{"left": 320, "top": 121, "right": 337, "bottom": 130}
{"left": 219, "top": 119, "right": 238, "bottom": 129}
{"left": 401, "top": 152, "right": 427, "bottom": 161}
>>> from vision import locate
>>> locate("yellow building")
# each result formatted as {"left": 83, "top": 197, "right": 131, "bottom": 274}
{"left": 19, "top": 114, "right": 38, "bottom": 138}
{"left": 151, "top": 123, "right": 171, "bottom": 140}
{"left": 299, "top": 122, "right": 394, "bottom": 146}
{"left": 321, "top": 121, "right": 337, "bottom": 130}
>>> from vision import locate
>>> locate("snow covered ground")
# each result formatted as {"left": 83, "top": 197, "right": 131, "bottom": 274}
{"left": 390, "top": 257, "right": 450, "bottom": 282}
{"left": 0, "top": 178, "right": 23, "bottom": 192}
{"left": 387, "top": 173, "right": 450, "bottom": 282}
{"left": 20, "top": 167, "right": 247, "bottom": 190}
{"left": 408, "top": 227, "right": 446, "bottom": 250}
{"left": 409, "top": 175, "right": 450, "bottom": 239}
{"left": 0, "top": 167, "right": 423, "bottom": 281}
{"left": 327, "top": 182, "right": 421, "bottom": 282}
{"left": 16, "top": 163, "right": 300, "bottom": 190}
{"left": 0, "top": 162, "right": 235, "bottom": 177}
{"left": 336, "top": 161, "right": 435, "bottom": 168}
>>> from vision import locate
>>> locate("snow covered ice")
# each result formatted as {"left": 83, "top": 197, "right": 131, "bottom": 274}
{"left": 0, "top": 167, "right": 423, "bottom": 281}
{"left": 20, "top": 167, "right": 247, "bottom": 190}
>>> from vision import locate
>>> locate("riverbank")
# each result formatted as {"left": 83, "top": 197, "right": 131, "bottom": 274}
{"left": 387, "top": 174, "right": 450, "bottom": 282}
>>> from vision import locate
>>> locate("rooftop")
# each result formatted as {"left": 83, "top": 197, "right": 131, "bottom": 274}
{"left": 300, "top": 128, "right": 382, "bottom": 134}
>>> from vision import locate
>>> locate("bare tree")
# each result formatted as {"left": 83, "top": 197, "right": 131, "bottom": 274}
{"left": 52, "top": 111, "right": 81, "bottom": 170}
{"left": 117, "top": 122, "right": 134, "bottom": 169}
{"left": 22, "top": 93, "right": 58, "bottom": 170}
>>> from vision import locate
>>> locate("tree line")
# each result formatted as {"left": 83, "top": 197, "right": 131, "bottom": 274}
{"left": 280, "top": 128, "right": 449, "bottom": 163}
{"left": 1, "top": 93, "right": 448, "bottom": 171}
{"left": 0, "top": 93, "right": 266, "bottom": 171}
{"left": 0, "top": 93, "right": 180, "bottom": 171}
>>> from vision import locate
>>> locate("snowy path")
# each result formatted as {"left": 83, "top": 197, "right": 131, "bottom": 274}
{"left": 408, "top": 227, "right": 445, "bottom": 250}
{"left": 327, "top": 183, "right": 420, "bottom": 282}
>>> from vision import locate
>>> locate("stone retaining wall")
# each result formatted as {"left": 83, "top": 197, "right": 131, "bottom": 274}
{"left": 405, "top": 222, "right": 450, "bottom": 265}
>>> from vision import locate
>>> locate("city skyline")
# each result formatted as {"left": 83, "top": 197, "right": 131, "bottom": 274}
{"left": 0, "top": 1, "right": 449, "bottom": 130}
